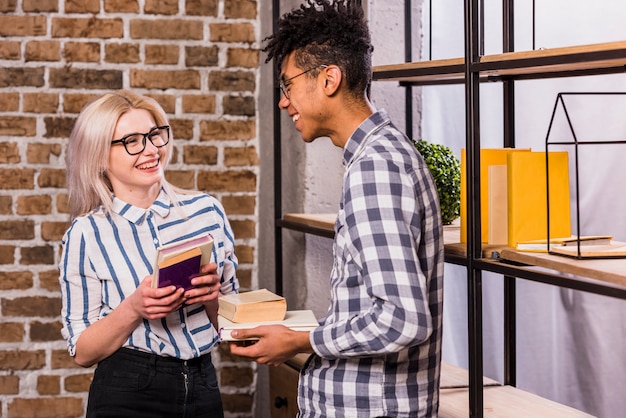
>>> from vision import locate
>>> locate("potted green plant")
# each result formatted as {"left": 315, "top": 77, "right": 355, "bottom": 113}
{"left": 413, "top": 140, "right": 461, "bottom": 225}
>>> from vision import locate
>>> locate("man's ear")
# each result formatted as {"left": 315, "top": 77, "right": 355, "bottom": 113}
{"left": 322, "top": 65, "right": 342, "bottom": 96}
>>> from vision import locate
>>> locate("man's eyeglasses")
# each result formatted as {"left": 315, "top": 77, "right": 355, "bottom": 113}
{"left": 111, "top": 126, "right": 170, "bottom": 155}
{"left": 279, "top": 64, "right": 328, "bottom": 99}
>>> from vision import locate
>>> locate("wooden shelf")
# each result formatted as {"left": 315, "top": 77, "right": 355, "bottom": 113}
{"left": 440, "top": 385, "right": 593, "bottom": 418}
{"left": 278, "top": 213, "right": 626, "bottom": 298}
{"left": 283, "top": 356, "right": 590, "bottom": 417}
{"left": 373, "top": 57, "right": 465, "bottom": 85}
{"left": 286, "top": 355, "right": 500, "bottom": 389}
{"left": 440, "top": 362, "right": 500, "bottom": 389}
{"left": 499, "top": 249, "right": 626, "bottom": 289}
{"left": 373, "top": 40, "right": 626, "bottom": 85}
{"left": 278, "top": 213, "right": 336, "bottom": 238}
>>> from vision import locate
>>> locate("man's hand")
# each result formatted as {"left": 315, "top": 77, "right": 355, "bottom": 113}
{"left": 228, "top": 325, "right": 314, "bottom": 367}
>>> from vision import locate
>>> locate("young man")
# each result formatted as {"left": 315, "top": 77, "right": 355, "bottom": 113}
{"left": 229, "top": 1, "right": 444, "bottom": 417}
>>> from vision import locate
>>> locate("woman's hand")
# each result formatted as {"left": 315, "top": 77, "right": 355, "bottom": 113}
{"left": 185, "top": 262, "right": 221, "bottom": 305}
{"left": 127, "top": 276, "right": 187, "bottom": 321}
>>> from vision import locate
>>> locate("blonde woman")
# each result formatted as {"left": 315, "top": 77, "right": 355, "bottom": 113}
{"left": 59, "top": 90, "right": 238, "bottom": 417}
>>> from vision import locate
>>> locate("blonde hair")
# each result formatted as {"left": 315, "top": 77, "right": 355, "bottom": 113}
{"left": 66, "top": 90, "right": 179, "bottom": 220}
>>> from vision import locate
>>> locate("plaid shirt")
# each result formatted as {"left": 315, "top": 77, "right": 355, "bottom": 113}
{"left": 59, "top": 189, "right": 239, "bottom": 359}
{"left": 300, "top": 110, "right": 444, "bottom": 418}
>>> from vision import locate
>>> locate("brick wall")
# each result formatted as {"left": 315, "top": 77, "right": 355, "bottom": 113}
{"left": 0, "top": 0, "right": 260, "bottom": 417}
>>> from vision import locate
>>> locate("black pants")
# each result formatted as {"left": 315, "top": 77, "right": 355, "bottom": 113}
{"left": 87, "top": 348, "right": 224, "bottom": 418}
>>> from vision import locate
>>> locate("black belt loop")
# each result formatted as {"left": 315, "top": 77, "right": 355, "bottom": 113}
{"left": 149, "top": 351, "right": 157, "bottom": 377}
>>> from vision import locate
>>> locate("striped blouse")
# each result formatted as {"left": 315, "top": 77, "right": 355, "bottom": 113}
{"left": 59, "top": 188, "right": 239, "bottom": 359}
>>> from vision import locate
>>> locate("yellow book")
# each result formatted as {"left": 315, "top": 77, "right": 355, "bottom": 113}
{"left": 460, "top": 148, "right": 531, "bottom": 243}
{"left": 507, "top": 151, "right": 571, "bottom": 248}
{"left": 487, "top": 165, "right": 508, "bottom": 245}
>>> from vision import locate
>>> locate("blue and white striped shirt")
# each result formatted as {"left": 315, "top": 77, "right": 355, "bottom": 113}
{"left": 300, "top": 110, "right": 444, "bottom": 418}
{"left": 59, "top": 188, "right": 239, "bottom": 359}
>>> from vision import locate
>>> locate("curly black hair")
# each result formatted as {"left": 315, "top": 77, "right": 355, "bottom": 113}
{"left": 262, "top": 0, "right": 373, "bottom": 96}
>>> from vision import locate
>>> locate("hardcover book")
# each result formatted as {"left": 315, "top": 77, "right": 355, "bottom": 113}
{"left": 218, "top": 309, "right": 319, "bottom": 341}
{"left": 507, "top": 151, "right": 571, "bottom": 248}
{"left": 152, "top": 233, "right": 214, "bottom": 290}
{"left": 218, "top": 288, "right": 287, "bottom": 323}
{"left": 516, "top": 235, "right": 613, "bottom": 253}
{"left": 460, "top": 148, "right": 531, "bottom": 243}
{"left": 549, "top": 241, "right": 626, "bottom": 259}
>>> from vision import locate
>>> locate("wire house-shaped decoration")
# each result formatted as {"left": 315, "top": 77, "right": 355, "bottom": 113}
{"left": 545, "top": 92, "right": 626, "bottom": 259}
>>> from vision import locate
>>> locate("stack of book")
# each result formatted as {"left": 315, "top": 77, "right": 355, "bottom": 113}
{"left": 217, "top": 289, "right": 319, "bottom": 341}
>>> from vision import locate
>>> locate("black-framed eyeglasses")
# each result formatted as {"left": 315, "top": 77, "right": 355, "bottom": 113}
{"left": 111, "top": 125, "right": 170, "bottom": 155}
{"left": 279, "top": 64, "right": 328, "bottom": 99}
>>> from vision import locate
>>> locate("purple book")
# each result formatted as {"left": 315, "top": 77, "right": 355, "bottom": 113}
{"left": 156, "top": 252, "right": 202, "bottom": 291}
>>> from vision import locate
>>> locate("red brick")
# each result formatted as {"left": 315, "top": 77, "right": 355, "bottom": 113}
{"left": 25, "top": 40, "right": 60, "bottom": 62}
{"left": 0, "top": 142, "right": 20, "bottom": 163}
{"left": 105, "top": 43, "right": 140, "bottom": 63}
{"left": 49, "top": 67, "right": 123, "bottom": 89}
{"left": 23, "top": 93, "right": 60, "bottom": 113}
{"left": 0, "top": 41, "right": 21, "bottom": 60}
{"left": 64, "top": 373, "right": 93, "bottom": 392}
{"left": 17, "top": 195, "right": 52, "bottom": 215}
{"left": 65, "top": 0, "right": 100, "bottom": 13}
{"left": 227, "top": 47, "right": 259, "bottom": 68}
{"left": 145, "top": 44, "right": 179, "bottom": 65}
{"left": 0, "top": 245, "right": 15, "bottom": 263}
{"left": 186, "top": 0, "right": 218, "bottom": 16}
{"left": 0, "top": 92, "right": 19, "bottom": 110}
{"left": 0, "top": 68, "right": 45, "bottom": 87}
{"left": 0, "top": 350, "right": 46, "bottom": 370}
{"left": 224, "top": 146, "right": 259, "bottom": 166}
{"left": 0, "top": 15, "right": 46, "bottom": 36}
{"left": 222, "top": 195, "right": 256, "bottom": 215}
{"left": 209, "top": 22, "right": 255, "bottom": 43}
{"left": 51, "top": 17, "right": 123, "bottom": 38}
{"left": 8, "top": 397, "right": 84, "bottom": 418}
{"left": 230, "top": 219, "right": 256, "bottom": 239}
{"left": 0, "top": 116, "right": 37, "bottom": 136}
{"left": 37, "top": 375, "right": 61, "bottom": 395}
{"left": 30, "top": 321, "right": 63, "bottom": 342}
{"left": 185, "top": 45, "right": 219, "bottom": 67}
{"left": 131, "top": 69, "right": 200, "bottom": 90}
{"left": 0, "top": 323, "right": 24, "bottom": 343}
{"left": 0, "top": 169, "right": 35, "bottom": 190}
{"left": 209, "top": 70, "right": 255, "bottom": 92}
{"left": 63, "top": 42, "right": 100, "bottom": 63}
{"left": 104, "top": 0, "right": 139, "bottom": 13}
{"left": 23, "top": 0, "right": 57, "bottom": 12}
{"left": 200, "top": 119, "right": 256, "bottom": 141}
{"left": 145, "top": 0, "right": 178, "bottom": 15}
{"left": 130, "top": 19, "right": 203, "bottom": 40}
{"left": 3, "top": 296, "right": 60, "bottom": 319}
{"left": 197, "top": 170, "right": 256, "bottom": 193}
{"left": 38, "top": 168, "right": 67, "bottom": 188}
{"left": 183, "top": 145, "right": 218, "bottom": 165}
{"left": 0, "top": 375, "right": 19, "bottom": 394}
{"left": 26, "top": 143, "right": 63, "bottom": 164}
{"left": 224, "top": 0, "right": 257, "bottom": 19}
{"left": 182, "top": 94, "right": 216, "bottom": 113}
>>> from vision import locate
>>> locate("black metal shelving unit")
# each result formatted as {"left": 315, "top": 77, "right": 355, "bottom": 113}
{"left": 272, "top": 0, "right": 626, "bottom": 417}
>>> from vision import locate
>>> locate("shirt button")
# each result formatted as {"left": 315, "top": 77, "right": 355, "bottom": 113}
{"left": 154, "top": 239, "right": 159, "bottom": 244}
{"left": 181, "top": 323, "right": 186, "bottom": 329}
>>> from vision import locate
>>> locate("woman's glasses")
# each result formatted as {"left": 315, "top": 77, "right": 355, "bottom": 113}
{"left": 111, "top": 125, "right": 170, "bottom": 155}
